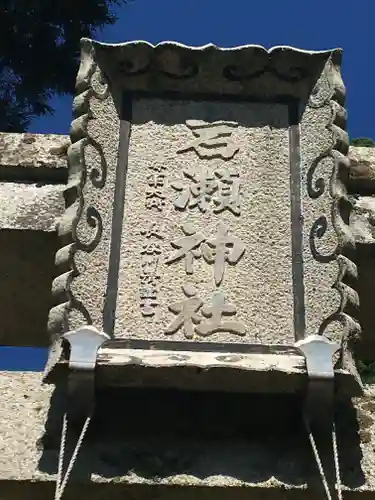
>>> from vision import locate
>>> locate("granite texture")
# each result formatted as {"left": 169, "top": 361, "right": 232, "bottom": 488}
{"left": 1, "top": 371, "right": 375, "bottom": 497}
{"left": 47, "top": 62, "right": 122, "bottom": 370}
{"left": 0, "top": 136, "right": 66, "bottom": 348}
{"left": 299, "top": 59, "right": 359, "bottom": 345}
{"left": 0, "top": 131, "right": 372, "bottom": 353}
{"left": 0, "top": 131, "right": 371, "bottom": 191}
{"left": 91, "top": 40, "right": 338, "bottom": 99}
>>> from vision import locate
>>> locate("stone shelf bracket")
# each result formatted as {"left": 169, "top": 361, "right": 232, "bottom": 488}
{"left": 63, "top": 326, "right": 110, "bottom": 423}
{"left": 53, "top": 326, "right": 109, "bottom": 500}
{"left": 296, "top": 334, "right": 341, "bottom": 427}
{"left": 296, "top": 335, "right": 343, "bottom": 499}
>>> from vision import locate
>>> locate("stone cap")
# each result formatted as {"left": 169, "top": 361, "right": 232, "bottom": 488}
{"left": 82, "top": 39, "right": 342, "bottom": 99}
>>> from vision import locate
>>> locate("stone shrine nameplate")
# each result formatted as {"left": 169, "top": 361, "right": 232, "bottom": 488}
{"left": 48, "top": 40, "right": 362, "bottom": 395}
{"left": 117, "top": 100, "right": 293, "bottom": 343}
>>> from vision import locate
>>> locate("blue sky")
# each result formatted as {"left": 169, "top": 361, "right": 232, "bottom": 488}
{"left": 3, "top": 0, "right": 375, "bottom": 371}
{"left": 29, "top": 0, "right": 375, "bottom": 139}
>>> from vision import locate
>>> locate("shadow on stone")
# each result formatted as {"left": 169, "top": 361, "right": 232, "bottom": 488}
{"left": 38, "top": 387, "right": 365, "bottom": 490}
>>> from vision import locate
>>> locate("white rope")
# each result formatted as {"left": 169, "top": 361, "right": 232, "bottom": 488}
{"left": 54, "top": 414, "right": 91, "bottom": 500}
{"left": 332, "top": 421, "right": 343, "bottom": 500}
{"left": 304, "top": 414, "right": 343, "bottom": 500}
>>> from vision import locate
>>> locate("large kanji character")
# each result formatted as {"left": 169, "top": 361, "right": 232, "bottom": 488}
{"left": 195, "top": 291, "right": 246, "bottom": 337}
{"left": 165, "top": 223, "right": 206, "bottom": 275}
{"left": 177, "top": 120, "right": 239, "bottom": 160}
{"left": 170, "top": 169, "right": 218, "bottom": 213}
{"left": 164, "top": 285, "right": 203, "bottom": 339}
{"left": 202, "top": 222, "right": 246, "bottom": 286}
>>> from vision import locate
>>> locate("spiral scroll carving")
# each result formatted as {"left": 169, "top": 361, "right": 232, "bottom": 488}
{"left": 307, "top": 54, "right": 360, "bottom": 344}
{"left": 306, "top": 154, "right": 328, "bottom": 199}
{"left": 46, "top": 40, "right": 109, "bottom": 374}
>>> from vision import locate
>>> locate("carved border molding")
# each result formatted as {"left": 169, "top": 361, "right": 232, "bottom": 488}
{"left": 91, "top": 39, "right": 340, "bottom": 98}
{"left": 47, "top": 42, "right": 110, "bottom": 372}
{"left": 306, "top": 52, "right": 361, "bottom": 346}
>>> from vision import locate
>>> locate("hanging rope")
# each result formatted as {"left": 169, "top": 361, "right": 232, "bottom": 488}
{"left": 304, "top": 414, "right": 343, "bottom": 500}
{"left": 54, "top": 414, "right": 91, "bottom": 500}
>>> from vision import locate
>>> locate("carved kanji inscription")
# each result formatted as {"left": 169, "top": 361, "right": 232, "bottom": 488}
{"left": 115, "top": 98, "right": 293, "bottom": 343}
{"left": 171, "top": 169, "right": 217, "bottom": 213}
{"left": 165, "top": 285, "right": 245, "bottom": 339}
{"left": 201, "top": 222, "right": 246, "bottom": 286}
{"left": 195, "top": 290, "right": 246, "bottom": 337}
{"left": 213, "top": 168, "right": 242, "bottom": 216}
{"left": 165, "top": 222, "right": 245, "bottom": 285}
{"left": 178, "top": 119, "right": 240, "bottom": 160}
{"left": 164, "top": 223, "right": 205, "bottom": 275}
{"left": 139, "top": 223, "right": 164, "bottom": 317}
{"left": 165, "top": 284, "right": 203, "bottom": 339}
{"left": 170, "top": 167, "right": 243, "bottom": 215}
{"left": 145, "top": 168, "right": 167, "bottom": 211}
{"left": 139, "top": 275, "right": 160, "bottom": 317}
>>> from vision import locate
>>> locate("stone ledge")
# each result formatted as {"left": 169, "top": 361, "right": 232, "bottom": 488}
{"left": 1, "top": 371, "right": 375, "bottom": 497}
{"left": 0, "top": 133, "right": 69, "bottom": 183}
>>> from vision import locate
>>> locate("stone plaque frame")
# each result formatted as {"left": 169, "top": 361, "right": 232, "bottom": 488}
{"left": 46, "top": 40, "right": 362, "bottom": 396}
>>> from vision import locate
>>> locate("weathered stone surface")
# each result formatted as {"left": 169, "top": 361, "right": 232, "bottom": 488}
{"left": 351, "top": 196, "right": 375, "bottom": 244}
{"left": 0, "top": 371, "right": 375, "bottom": 497}
{"left": 0, "top": 372, "right": 52, "bottom": 481}
{"left": 0, "top": 133, "right": 68, "bottom": 182}
{"left": 350, "top": 196, "right": 375, "bottom": 360}
{"left": 0, "top": 182, "right": 64, "bottom": 232}
{"left": 348, "top": 147, "right": 375, "bottom": 194}
{"left": 0, "top": 134, "right": 371, "bottom": 237}
{"left": 44, "top": 40, "right": 363, "bottom": 395}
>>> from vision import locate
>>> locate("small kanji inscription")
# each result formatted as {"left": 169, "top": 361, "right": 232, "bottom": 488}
{"left": 139, "top": 223, "right": 164, "bottom": 317}
{"left": 139, "top": 275, "right": 160, "bottom": 317}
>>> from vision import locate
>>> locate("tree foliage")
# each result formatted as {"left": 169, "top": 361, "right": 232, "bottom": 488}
{"left": 0, "top": 0, "right": 124, "bottom": 132}
{"left": 351, "top": 137, "right": 375, "bottom": 148}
